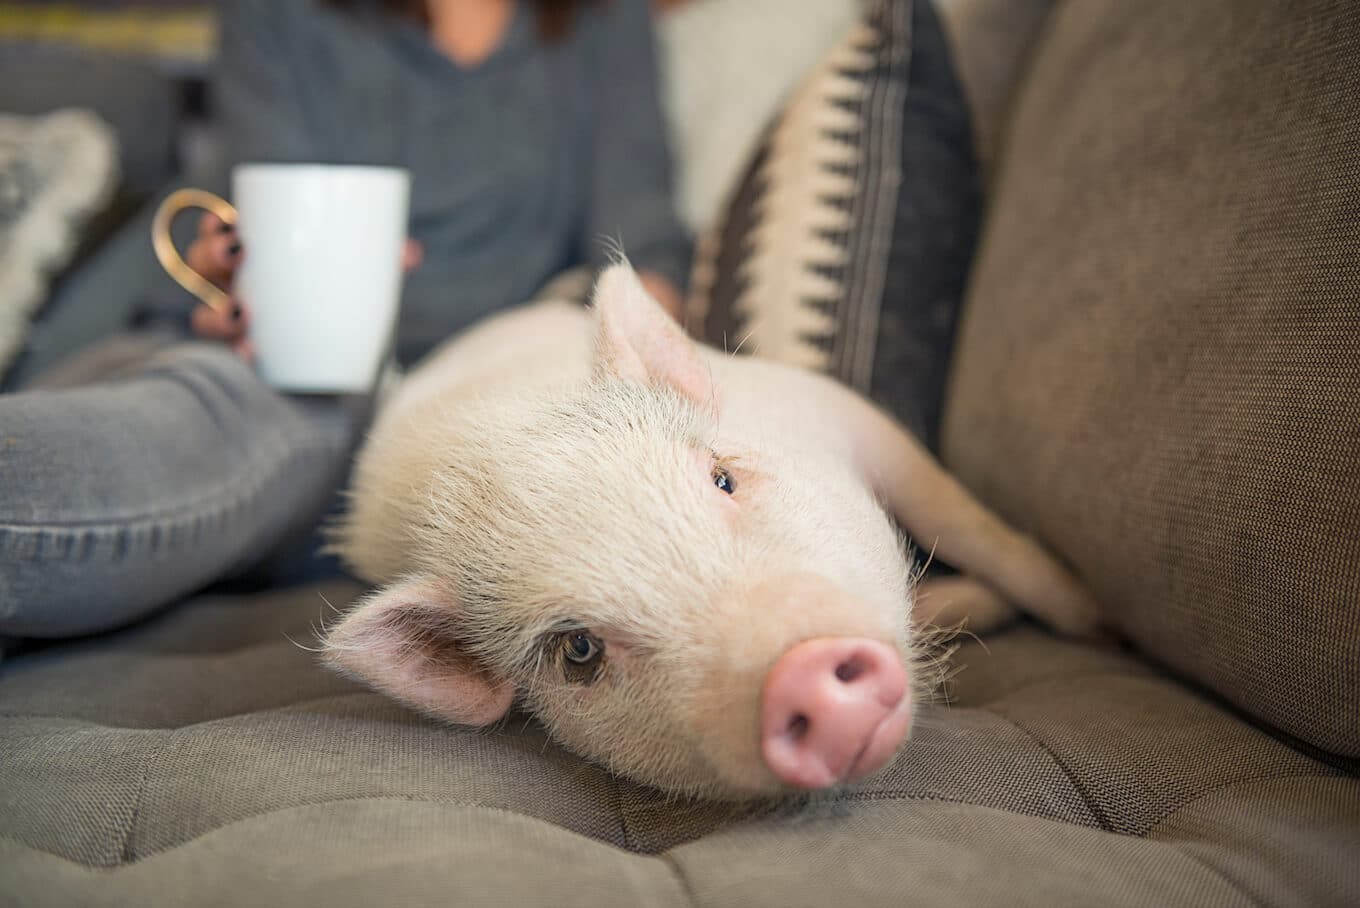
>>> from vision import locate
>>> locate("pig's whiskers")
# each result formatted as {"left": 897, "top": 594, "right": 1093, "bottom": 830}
{"left": 908, "top": 618, "right": 973, "bottom": 705}
{"left": 283, "top": 632, "right": 326, "bottom": 654}
{"left": 292, "top": 591, "right": 348, "bottom": 654}
{"left": 910, "top": 539, "right": 940, "bottom": 587}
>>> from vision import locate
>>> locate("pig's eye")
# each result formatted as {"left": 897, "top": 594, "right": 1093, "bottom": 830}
{"left": 712, "top": 465, "right": 736, "bottom": 495}
{"left": 560, "top": 631, "right": 605, "bottom": 684}
{"left": 564, "top": 632, "right": 600, "bottom": 663}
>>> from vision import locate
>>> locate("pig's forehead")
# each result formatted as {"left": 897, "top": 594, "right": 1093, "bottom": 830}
{"left": 514, "top": 537, "right": 741, "bottom": 608}
{"left": 493, "top": 393, "right": 721, "bottom": 492}
{"left": 468, "top": 538, "right": 749, "bottom": 639}
{"left": 539, "top": 383, "right": 716, "bottom": 442}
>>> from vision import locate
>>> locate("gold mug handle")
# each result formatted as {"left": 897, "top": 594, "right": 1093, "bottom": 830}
{"left": 151, "top": 188, "right": 239, "bottom": 313}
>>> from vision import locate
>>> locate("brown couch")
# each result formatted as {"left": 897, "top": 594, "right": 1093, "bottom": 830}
{"left": 2, "top": 0, "right": 1357, "bottom": 903}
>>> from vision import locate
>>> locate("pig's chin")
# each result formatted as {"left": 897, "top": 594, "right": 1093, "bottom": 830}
{"left": 536, "top": 691, "right": 783, "bottom": 801}
{"left": 648, "top": 743, "right": 788, "bottom": 803}
{"left": 536, "top": 679, "right": 912, "bottom": 802}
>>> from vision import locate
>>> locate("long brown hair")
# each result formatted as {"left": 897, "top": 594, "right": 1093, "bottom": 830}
{"left": 321, "top": 0, "right": 600, "bottom": 44}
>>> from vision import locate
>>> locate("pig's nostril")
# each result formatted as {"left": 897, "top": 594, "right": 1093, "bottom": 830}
{"left": 834, "top": 658, "right": 865, "bottom": 683}
{"left": 763, "top": 637, "right": 912, "bottom": 789}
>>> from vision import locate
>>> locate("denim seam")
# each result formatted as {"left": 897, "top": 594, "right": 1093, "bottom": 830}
{"left": 0, "top": 436, "right": 342, "bottom": 541}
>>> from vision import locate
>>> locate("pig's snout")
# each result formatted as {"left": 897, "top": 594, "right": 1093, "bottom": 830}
{"left": 760, "top": 637, "right": 911, "bottom": 790}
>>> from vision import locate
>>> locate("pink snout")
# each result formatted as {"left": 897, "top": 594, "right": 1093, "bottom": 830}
{"left": 760, "top": 637, "right": 911, "bottom": 789}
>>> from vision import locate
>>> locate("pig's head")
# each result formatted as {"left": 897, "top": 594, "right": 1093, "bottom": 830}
{"left": 326, "top": 265, "right": 919, "bottom": 800}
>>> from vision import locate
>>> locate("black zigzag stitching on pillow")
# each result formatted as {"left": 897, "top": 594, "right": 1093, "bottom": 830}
{"left": 833, "top": 0, "right": 911, "bottom": 392}
{"left": 689, "top": 0, "right": 979, "bottom": 451}
{"left": 690, "top": 0, "right": 910, "bottom": 385}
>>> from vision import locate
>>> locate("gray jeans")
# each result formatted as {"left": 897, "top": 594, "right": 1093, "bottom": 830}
{"left": 0, "top": 335, "right": 359, "bottom": 638}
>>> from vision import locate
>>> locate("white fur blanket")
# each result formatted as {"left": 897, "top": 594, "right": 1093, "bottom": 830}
{"left": 0, "top": 108, "right": 118, "bottom": 378}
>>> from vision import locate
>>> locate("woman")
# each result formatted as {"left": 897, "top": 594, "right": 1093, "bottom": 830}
{"left": 0, "top": 0, "right": 689, "bottom": 639}
{"left": 192, "top": 0, "right": 687, "bottom": 357}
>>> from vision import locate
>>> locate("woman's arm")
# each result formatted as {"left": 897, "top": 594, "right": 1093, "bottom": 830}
{"left": 580, "top": 0, "right": 691, "bottom": 312}
{"left": 216, "top": 0, "right": 320, "bottom": 165}
{"left": 173, "top": 0, "right": 329, "bottom": 349}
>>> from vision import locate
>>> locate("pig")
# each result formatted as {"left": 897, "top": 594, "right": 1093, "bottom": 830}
{"left": 323, "top": 263, "right": 1100, "bottom": 801}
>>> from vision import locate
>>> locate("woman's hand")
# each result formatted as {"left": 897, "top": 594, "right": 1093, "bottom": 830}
{"left": 186, "top": 213, "right": 251, "bottom": 358}
{"left": 185, "top": 212, "right": 424, "bottom": 361}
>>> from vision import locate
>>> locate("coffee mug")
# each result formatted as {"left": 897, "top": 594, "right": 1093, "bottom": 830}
{"left": 152, "top": 164, "right": 411, "bottom": 392}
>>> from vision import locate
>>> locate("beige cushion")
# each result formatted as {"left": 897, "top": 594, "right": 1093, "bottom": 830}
{"left": 1, "top": 583, "right": 1355, "bottom": 903}
{"left": 942, "top": 0, "right": 1360, "bottom": 757}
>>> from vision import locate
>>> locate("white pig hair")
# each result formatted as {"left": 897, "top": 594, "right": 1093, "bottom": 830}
{"left": 334, "top": 371, "right": 737, "bottom": 676}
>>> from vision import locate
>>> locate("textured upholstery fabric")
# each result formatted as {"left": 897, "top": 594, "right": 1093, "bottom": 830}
{"left": 942, "top": 0, "right": 1360, "bottom": 758}
{"left": 1, "top": 582, "right": 1355, "bottom": 904}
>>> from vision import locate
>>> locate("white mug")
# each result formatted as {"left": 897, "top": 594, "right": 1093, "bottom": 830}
{"left": 152, "top": 164, "right": 411, "bottom": 392}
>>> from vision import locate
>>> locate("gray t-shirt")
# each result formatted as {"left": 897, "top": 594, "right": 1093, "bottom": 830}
{"left": 216, "top": 0, "right": 690, "bottom": 364}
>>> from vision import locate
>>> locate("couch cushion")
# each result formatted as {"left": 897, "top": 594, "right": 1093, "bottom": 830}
{"left": 941, "top": 0, "right": 1360, "bottom": 758}
{"left": 934, "top": 0, "right": 1054, "bottom": 179}
{"left": 0, "top": 47, "right": 177, "bottom": 197}
{"left": 0, "top": 108, "right": 120, "bottom": 380}
{"left": 688, "top": 0, "right": 978, "bottom": 450}
{"left": 1, "top": 583, "right": 1355, "bottom": 904}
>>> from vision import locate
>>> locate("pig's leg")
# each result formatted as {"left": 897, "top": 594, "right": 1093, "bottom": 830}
{"left": 913, "top": 576, "right": 1016, "bottom": 634}
{"left": 846, "top": 399, "right": 1102, "bottom": 637}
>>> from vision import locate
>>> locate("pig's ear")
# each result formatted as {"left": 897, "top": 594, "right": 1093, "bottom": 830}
{"left": 591, "top": 263, "right": 715, "bottom": 408}
{"left": 323, "top": 576, "right": 514, "bottom": 727}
